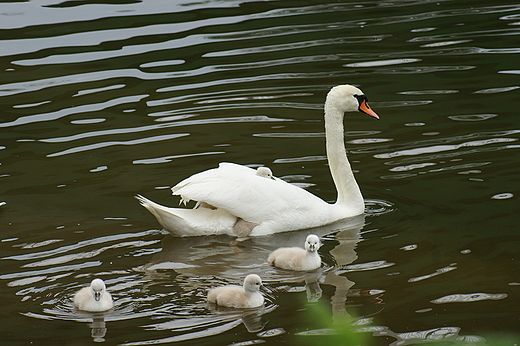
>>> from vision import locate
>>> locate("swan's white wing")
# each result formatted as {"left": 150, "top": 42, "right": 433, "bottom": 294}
{"left": 171, "top": 164, "right": 329, "bottom": 224}
{"left": 217, "top": 162, "right": 257, "bottom": 173}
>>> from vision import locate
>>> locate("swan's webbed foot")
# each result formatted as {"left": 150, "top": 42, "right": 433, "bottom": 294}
{"left": 233, "top": 218, "right": 258, "bottom": 238}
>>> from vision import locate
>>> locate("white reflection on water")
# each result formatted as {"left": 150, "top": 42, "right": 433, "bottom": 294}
{"left": 408, "top": 28, "right": 520, "bottom": 42}
{"left": 74, "top": 84, "right": 126, "bottom": 97}
{"left": 353, "top": 129, "right": 520, "bottom": 179}
{"left": 39, "top": 115, "right": 288, "bottom": 143}
{"left": 344, "top": 322, "right": 484, "bottom": 346}
{"left": 46, "top": 133, "right": 191, "bottom": 158}
{"left": 398, "top": 89, "right": 459, "bottom": 95}
{"left": 133, "top": 151, "right": 225, "bottom": 165}
{"left": 473, "top": 86, "right": 520, "bottom": 94}
{"left": 431, "top": 292, "right": 507, "bottom": 304}
{"left": 420, "top": 40, "right": 472, "bottom": 47}
{"left": 0, "top": 95, "right": 149, "bottom": 127}
{"left": 302, "top": 323, "right": 487, "bottom": 346}
{"left": 2, "top": 0, "right": 519, "bottom": 344}
{"left": 491, "top": 192, "right": 514, "bottom": 199}
{"left": 374, "top": 138, "right": 517, "bottom": 159}
{"left": 344, "top": 58, "right": 422, "bottom": 67}
{"left": 129, "top": 216, "right": 367, "bottom": 343}
{"left": 204, "top": 36, "right": 390, "bottom": 58}
{"left": 12, "top": 214, "right": 382, "bottom": 344}
{"left": 123, "top": 306, "right": 277, "bottom": 345}
{"left": 408, "top": 264, "right": 458, "bottom": 283}
{"left": 448, "top": 114, "right": 498, "bottom": 121}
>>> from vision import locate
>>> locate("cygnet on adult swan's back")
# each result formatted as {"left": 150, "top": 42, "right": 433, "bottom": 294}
{"left": 256, "top": 166, "right": 275, "bottom": 179}
{"left": 136, "top": 84, "right": 379, "bottom": 237}
{"left": 207, "top": 274, "right": 264, "bottom": 308}
{"left": 268, "top": 234, "right": 322, "bottom": 271}
{"left": 73, "top": 278, "right": 113, "bottom": 312}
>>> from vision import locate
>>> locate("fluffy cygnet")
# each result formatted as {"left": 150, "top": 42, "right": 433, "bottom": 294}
{"left": 268, "top": 234, "right": 322, "bottom": 271}
{"left": 74, "top": 278, "right": 113, "bottom": 312}
{"left": 256, "top": 166, "right": 274, "bottom": 179}
{"left": 207, "top": 274, "right": 264, "bottom": 308}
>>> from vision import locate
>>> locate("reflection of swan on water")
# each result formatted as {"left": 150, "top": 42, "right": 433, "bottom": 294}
{"left": 263, "top": 220, "right": 363, "bottom": 312}
{"left": 206, "top": 306, "right": 271, "bottom": 333}
{"left": 207, "top": 274, "right": 264, "bottom": 308}
{"left": 136, "top": 84, "right": 379, "bottom": 237}
{"left": 268, "top": 234, "right": 322, "bottom": 271}
{"left": 22, "top": 308, "right": 114, "bottom": 343}
{"left": 323, "top": 225, "right": 361, "bottom": 323}
{"left": 127, "top": 216, "right": 376, "bottom": 344}
{"left": 271, "top": 268, "right": 325, "bottom": 303}
{"left": 303, "top": 269, "right": 324, "bottom": 302}
{"left": 124, "top": 306, "right": 277, "bottom": 345}
{"left": 144, "top": 215, "right": 365, "bottom": 310}
{"left": 89, "top": 315, "right": 108, "bottom": 342}
{"left": 142, "top": 215, "right": 365, "bottom": 280}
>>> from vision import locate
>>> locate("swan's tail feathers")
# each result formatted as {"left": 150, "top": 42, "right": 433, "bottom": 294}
{"left": 135, "top": 195, "right": 237, "bottom": 236}
{"left": 135, "top": 194, "right": 191, "bottom": 236}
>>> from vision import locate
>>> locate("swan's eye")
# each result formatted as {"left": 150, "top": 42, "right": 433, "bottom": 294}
{"left": 353, "top": 94, "right": 367, "bottom": 105}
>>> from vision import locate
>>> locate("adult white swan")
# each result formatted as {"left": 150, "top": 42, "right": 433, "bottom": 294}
{"left": 136, "top": 84, "right": 379, "bottom": 237}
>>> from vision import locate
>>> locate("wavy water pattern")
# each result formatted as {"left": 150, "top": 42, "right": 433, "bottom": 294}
{"left": 1, "top": 0, "right": 520, "bottom": 344}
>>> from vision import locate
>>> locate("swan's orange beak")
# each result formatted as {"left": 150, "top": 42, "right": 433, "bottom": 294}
{"left": 359, "top": 99, "right": 379, "bottom": 120}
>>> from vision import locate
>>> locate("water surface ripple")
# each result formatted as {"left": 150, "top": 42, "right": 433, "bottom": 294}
{"left": 1, "top": 0, "right": 520, "bottom": 345}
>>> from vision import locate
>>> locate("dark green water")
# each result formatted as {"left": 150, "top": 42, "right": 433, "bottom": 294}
{"left": 1, "top": 0, "right": 520, "bottom": 345}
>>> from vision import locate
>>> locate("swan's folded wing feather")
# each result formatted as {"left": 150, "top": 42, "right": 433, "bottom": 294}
{"left": 171, "top": 166, "right": 327, "bottom": 223}
{"left": 172, "top": 163, "right": 257, "bottom": 198}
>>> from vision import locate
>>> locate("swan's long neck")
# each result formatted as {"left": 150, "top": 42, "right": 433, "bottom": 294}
{"left": 324, "top": 103, "right": 364, "bottom": 211}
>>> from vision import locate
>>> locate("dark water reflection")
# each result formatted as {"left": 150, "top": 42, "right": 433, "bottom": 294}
{"left": 1, "top": 0, "right": 520, "bottom": 345}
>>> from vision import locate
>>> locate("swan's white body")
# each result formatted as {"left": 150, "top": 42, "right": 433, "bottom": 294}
{"left": 207, "top": 274, "right": 264, "bottom": 308}
{"left": 137, "top": 84, "right": 379, "bottom": 237}
{"left": 268, "top": 234, "right": 322, "bottom": 271}
{"left": 73, "top": 278, "right": 113, "bottom": 312}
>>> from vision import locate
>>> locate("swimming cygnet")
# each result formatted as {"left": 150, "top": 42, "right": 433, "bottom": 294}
{"left": 256, "top": 166, "right": 274, "bottom": 179}
{"left": 207, "top": 274, "right": 264, "bottom": 308}
{"left": 74, "top": 278, "right": 113, "bottom": 312}
{"left": 268, "top": 234, "right": 322, "bottom": 271}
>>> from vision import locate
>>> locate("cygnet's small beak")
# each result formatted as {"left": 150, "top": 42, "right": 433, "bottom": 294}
{"left": 94, "top": 291, "right": 101, "bottom": 301}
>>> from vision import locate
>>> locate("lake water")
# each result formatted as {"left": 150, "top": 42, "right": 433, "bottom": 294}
{"left": 1, "top": 0, "right": 520, "bottom": 345}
